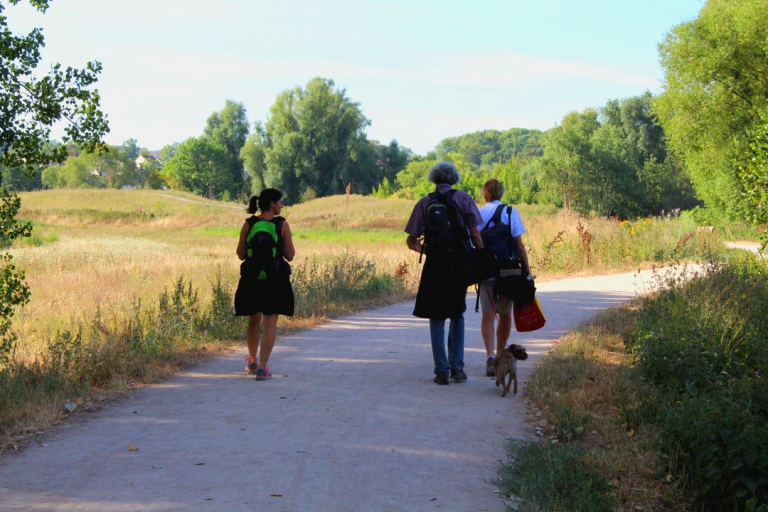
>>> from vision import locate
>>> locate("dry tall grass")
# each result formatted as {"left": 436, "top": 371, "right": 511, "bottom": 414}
{"left": 10, "top": 191, "right": 729, "bottom": 360}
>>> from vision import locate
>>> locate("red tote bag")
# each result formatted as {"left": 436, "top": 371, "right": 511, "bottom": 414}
{"left": 513, "top": 297, "right": 546, "bottom": 332}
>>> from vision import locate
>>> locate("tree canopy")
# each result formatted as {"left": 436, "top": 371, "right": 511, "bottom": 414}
{"left": 203, "top": 100, "right": 250, "bottom": 198}
{"left": 0, "top": 0, "right": 109, "bottom": 173}
{"left": 654, "top": 0, "right": 768, "bottom": 218}
{"left": 434, "top": 128, "right": 543, "bottom": 166}
{"left": 0, "top": 0, "right": 109, "bottom": 363}
{"left": 164, "top": 137, "right": 235, "bottom": 198}
{"left": 241, "top": 77, "right": 380, "bottom": 202}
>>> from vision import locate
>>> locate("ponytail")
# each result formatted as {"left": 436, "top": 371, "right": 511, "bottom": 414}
{"left": 246, "top": 188, "right": 283, "bottom": 214}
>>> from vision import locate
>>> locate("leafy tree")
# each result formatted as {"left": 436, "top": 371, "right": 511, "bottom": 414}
{"left": 240, "top": 122, "right": 266, "bottom": 194}
{"left": 371, "top": 176, "right": 395, "bottom": 198}
{"left": 0, "top": 0, "right": 109, "bottom": 362}
{"left": 164, "top": 137, "right": 234, "bottom": 198}
{"left": 158, "top": 142, "right": 180, "bottom": 164}
{"left": 120, "top": 138, "right": 140, "bottom": 159}
{"left": 492, "top": 158, "right": 524, "bottom": 204}
{"left": 434, "top": 128, "right": 543, "bottom": 166}
{"left": 541, "top": 109, "right": 599, "bottom": 214}
{"left": 737, "top": 113, "right": 768, "bottom": 248}
{"left": 654, "top": 0, "right": 768, "bottom": 218}
{"left": 373, "top": 139, "right": 411, "bottom": 183}
{"left": 241, "top": 77, "right": 378, "bottom": 203}
{"left": 41, "top": 145, "right": 137, "bottom": 189}
{"left": 1, "top": 163, "right": 42, "bottom": 191}
{"left": 204, "top": 100, "right": 250, "bottom": 198}
{"left": 542, "top": 94, "right": 695, "bottom": 217}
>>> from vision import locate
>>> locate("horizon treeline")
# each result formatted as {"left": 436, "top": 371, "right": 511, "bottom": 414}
{"left": 7, "top": 0, "right": 768, "bottom": 228}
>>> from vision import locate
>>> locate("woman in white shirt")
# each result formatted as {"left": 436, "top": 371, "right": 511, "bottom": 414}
{"left": 476, "top": 178, "right": 532, "bottom": 377}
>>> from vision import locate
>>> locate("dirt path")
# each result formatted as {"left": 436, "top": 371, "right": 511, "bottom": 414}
{"left": 152, "top": 192, "right": 243, "bottom": 210}
{"left": 0, "top": 269, "right": 661, "bottom": 511}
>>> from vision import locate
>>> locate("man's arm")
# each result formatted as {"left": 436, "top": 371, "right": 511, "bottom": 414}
{"left": 406, "top": 234, "right": 423, "bottom": 254}
{"left": 469, "top": 227, "right": 483, "bottom": 249}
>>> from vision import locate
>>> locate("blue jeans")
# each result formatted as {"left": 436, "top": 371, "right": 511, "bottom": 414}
{"left": 429, "top": 316, "right": 465, "bottom": 375}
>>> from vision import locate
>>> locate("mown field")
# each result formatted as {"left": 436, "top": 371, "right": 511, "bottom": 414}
{"left": 1, "top": 189, "right": 745, "bottom": 446}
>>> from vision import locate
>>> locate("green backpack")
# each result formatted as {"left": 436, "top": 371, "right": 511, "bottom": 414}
{"left": 242, "top": 216, "right": 284, "bottom": 281}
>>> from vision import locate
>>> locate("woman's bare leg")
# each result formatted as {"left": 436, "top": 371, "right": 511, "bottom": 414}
{"left": 481, "top": 311, "right": 496, "bottom": 358}
{"left": 247, "top": 313, "right": 262, "bottom": 362}
{"left": 259, "top": 314, "right": 279, "bottom": 369}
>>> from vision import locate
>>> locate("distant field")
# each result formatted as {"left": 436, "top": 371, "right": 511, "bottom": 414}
{"left": 10, "top": 191, "right": 417, "bottom": 359}
{"left": 10, "top": 189, "right": 737, "bottom": 361}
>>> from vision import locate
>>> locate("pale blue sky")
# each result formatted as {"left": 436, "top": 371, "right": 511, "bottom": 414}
{"left": 9, "top": 0, "right": 705, "bottom": 154}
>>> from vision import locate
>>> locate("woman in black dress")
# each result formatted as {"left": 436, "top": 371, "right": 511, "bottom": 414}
{"left": 235, "top": 188, "right": 295, "bottom": 380}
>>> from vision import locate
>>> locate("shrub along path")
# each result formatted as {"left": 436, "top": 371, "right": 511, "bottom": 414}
{"left": 0, "top": 269, "right": 660, "bottom": 511}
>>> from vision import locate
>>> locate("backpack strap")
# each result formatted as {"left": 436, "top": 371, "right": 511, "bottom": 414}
{"left": 482, "top": 204, "right": 507, "bottom": 231}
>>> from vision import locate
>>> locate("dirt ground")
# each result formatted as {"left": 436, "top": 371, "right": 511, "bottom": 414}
{"left": 0, "top": 269, "right": 661, "bottom": 512}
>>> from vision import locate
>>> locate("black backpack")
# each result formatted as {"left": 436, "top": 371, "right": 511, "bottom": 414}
{"left": 480, "top": 204, "right": 518, "bottom": 265}
{"left": 421, "top": 190, "right": 474, "bottom": 270}
{"left": 478, "top": 205, "right": 535, "bottom": 305}
{"left": 241, "top": 216, "right": 285, "bottom": 281}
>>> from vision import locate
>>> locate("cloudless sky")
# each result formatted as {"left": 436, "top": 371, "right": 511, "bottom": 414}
{"left": 8, "top": 0, "right": 705, "bottom": 154}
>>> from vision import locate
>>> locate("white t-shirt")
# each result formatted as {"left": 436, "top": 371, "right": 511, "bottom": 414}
{"left": 478, "top": 200, "right": 525, "bottom": 238}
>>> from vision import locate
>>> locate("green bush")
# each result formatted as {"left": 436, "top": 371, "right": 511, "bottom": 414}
{"left": 630, "top": 258, "right": 768, "bottom": 394}
{"left": 628, "top": 256, "right": 768, "bottom": 509}
{"left": 495, "top": 440, "right": 614, "bottom": 512}
{"left": 662, "top": 387, "right": 768, "bottom": 511}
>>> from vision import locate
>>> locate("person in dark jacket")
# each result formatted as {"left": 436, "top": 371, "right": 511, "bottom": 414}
{"left": 235, "top": 188, "right": 295, "bottom": 381}
{"left": 404, "top": 162, "right": 484, "bottom": 385}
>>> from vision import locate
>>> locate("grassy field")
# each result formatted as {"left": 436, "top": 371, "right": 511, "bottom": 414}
{"left": 0, "top": 189, "right": 746, "bottom": 447}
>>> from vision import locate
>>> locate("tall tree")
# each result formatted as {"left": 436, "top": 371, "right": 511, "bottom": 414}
{"left": 241, "top": 77, "right": 377, "bottom": 203}
{"left": 541, "top": 109, "right": 599, "bottom": 214}
{"left": 0, "top": 0, "right": 109, "bottom": 362}
{"left": 164, "top": 137, "right": 234, "bottom": 198}
{"left": 373, "top": 139, "right": 411, "bottom": 183}
{"left": 204, "top": 99, "right": 250, "bottom": 198}
{"left": 654, "top": 0, "right": 768, "bottom": 218}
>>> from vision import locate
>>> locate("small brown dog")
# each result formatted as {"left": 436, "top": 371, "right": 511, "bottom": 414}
{"left": 494, "top": 344, "right": 528, "bottom": 397}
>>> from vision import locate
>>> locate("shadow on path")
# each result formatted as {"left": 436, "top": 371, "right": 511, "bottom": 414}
{"left": 0, "top": 274, "right": 644, "bottom": 512}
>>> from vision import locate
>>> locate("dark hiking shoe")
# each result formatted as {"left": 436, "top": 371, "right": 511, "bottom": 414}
{"left": 486, "top": 356, "right": 495, "bottom": 377}
{"left": 434, "top": 372, "right": 450, "bottom": 385}
{"left": 255, "top": 367, "right": 272, "bottom": 380}
{"left": 450, "top": 369, "right": 468, "bottom": 382}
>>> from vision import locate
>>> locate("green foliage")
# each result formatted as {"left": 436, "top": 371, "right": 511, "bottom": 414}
{"left": 164, "top": 137, "right": 236, "bottom": 198}
{"left": 541, "top": 109, "right": 599, "bottom": 214}
{"left": 392, "top": 153, "right": 485, "bottom": 201}
{"left": 629, "top": 257, "right": 768, "bottom": 509}
{"left": 654, "top": 0, "right": 768, "bottom": 218}
{"left": 373, "top": 140, "right": 411, "bottom": 183}
{"left": 737, "top": 114, "right": 768, "bottom": 249}
{"left": 495, "top": 441, "right": 614, "bottom": 512}
{"left": 0, "top": 0, "right": 109, "bottom": 173}
{"left": 41, "top": 145, "right": 138, "bottom": 189}
{"left": 292, "top": 251, "right": 406, "bottom": 317}
{"left": 0, "top": 0, "right": 108, "bottom": 365}
{"left": 203, "top": 99, "right": 250, "bottom": 198}
{"left": 434, "top": 127, "right": 543, "bottom": 166}
{"left": 371, "top": 177, "right": 394, "bottom": 198}
{"left": 542, "top": 93, "right": 694, "bottom": 218}
{"left": 0, "top": 190, "right": 31, "bottom": 364}
{"left": 1, "top": 163, "right": 42, "bottom": 191}
{"left": 241, "top": 77, "right": 380, "bottom": 203}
